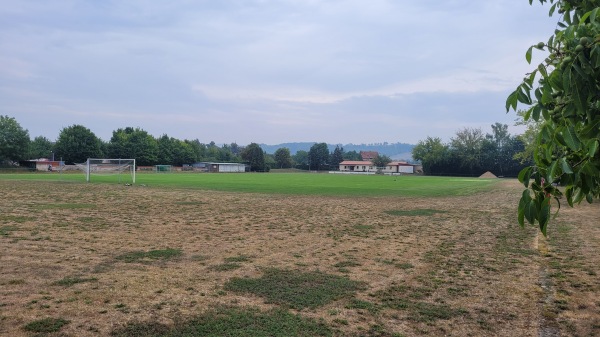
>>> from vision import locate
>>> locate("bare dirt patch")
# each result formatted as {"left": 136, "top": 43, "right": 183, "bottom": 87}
{"left": 0, "top": 180, "right": 598, "bottom": 336}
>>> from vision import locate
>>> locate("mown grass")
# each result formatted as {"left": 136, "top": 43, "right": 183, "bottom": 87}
{"left": 52, "top": 276, "right": 98, "bottom": 287}
{"left": 111, "top": 306, "right": 332, "bottom": 337}
{"left": 0, "top": 172, "right": 498, "bottom": 197}
{"left": 224, "top": 268, "right": 367, "bottom": 310}
{"left": 115, "top": 248, "right": 182, "bottom": 263}
{"left": 23, "top": 317, "right": 69, "bottom": 334}
{"left": 0, "top": 215, "right": 35, "bottom": 223}
{"left": 1, "top": 176, "right": 555, "bottom": 336}
{"left": 0, "top": 225, "right": 18, "bottom": 236}
{"left": 373, "top": 284, "right": 469, "bottom": 322}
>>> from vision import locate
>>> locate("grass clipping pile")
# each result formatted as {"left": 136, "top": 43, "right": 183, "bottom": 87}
{"left": 1, "top": 180, "right": 599, "bottom": 336}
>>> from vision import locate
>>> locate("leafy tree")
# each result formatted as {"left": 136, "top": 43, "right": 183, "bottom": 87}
{"left": 264, "top": 154, "right": 275, "bottom": 172}
{"left": 27, "top": 136, "right": 54, "bottom": 160}
{"left": 372, "top": 154, "right": 392, "bottom": 173}
{"left": 308, "top": 143, "right": 329, "bottom": 171}
{"left": 514, "top": 110, "right": 541, "bottom": 164}
{"left": 205, "top": 141, "right": 221, "bottom": 162}
{"left": 274, "top": 148, "right": 293, "bottom": 168}
{"left": 54, "top": 125, "right": 103, "bottom": 164}
{"left": 172, "top": 139, "right": 198, "bottom": 166}
{"left": 217, "top": 144, "right": 240, "bottom": 162}
{"left": 0, "top": 115, "right": 30, "bottom": 164}
{"left": 241, "top": 143, "right": 266, "bottom": 172}
{"left": 450, "top": 127, "right": 485, "bottom": 174}
{"left": 479, "top": 123, "right": 525, "bottom": 177}
{"left": 157, "top": 135, "right": 198, "bottom": 166}
{"left": 186, "top": 139, "right": 207, "bottom": 161}
{"left": 507, "top": 0, "right": 600, "bottom": 234}
{"left": 229, "top": 142, "right": 242, "bottom": 156}
{"left": 343, "top": 150, "right": 362, "bottom": 161}
{"left": 329, "top": 145, "right": 345, "bottom": 170}
{"left": 157, "top": 134, "right": 176, "bottom": 164}
{"left": 293, "top": 150, "right": 309, "bottom": 170}
{"left": 412, "top": 137, "right": 450, "bottom": 175}
{"left": 107, "top": 127, "right": 158, "bottom": 166}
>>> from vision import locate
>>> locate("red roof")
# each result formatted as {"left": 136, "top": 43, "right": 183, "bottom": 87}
{"left": 340, "top": 161, "right": 372, "bottom": 165}
{"left": 339, "top": 161, "right": 412, "bottom": 166}
{"left": 360, "top": 151, "right": 378, "bottom": 161}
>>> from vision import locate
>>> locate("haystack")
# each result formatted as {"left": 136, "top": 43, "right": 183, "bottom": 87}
{"left": 479, "top": 171, "right": 498, "bottom": 178}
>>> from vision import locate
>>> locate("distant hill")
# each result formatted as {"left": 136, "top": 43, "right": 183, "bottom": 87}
{"left": 259, "top": 142, "right": 415, "bottom": 161}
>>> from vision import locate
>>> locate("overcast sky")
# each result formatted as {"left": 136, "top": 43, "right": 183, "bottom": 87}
{"left": 1, "top": 0, "right": 558, "bottom": 145}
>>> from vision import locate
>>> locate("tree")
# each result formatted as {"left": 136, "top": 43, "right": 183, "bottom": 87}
{"left": 187, "top": 139, "right": 207, "bottom": 162}
{"left": 479, "top": 123, "right": 525, "bottom": 177}
{"left": 293, "top": 150, "right": 309, "bottom": 170}
{"left": 107, "top": 127, "right": 158, "bottom": 166}
{"left": 27, "top": 136, "right": 55, "bottom": 160}
{"left": 450, "top": 127, "right": 485, "bottom": 174}
{"left": 54, "top": 125, "right": 103, "bottom": 164}
{"left": 412, "top": 137, "right": 450, "bottom": 175}
{"left": 514, "top": 110, "right": 541, "bottom": 165}
{"left": 343, "top": 150, "right": 362, "bottom": 161}
{"left": 205, "top": 141, "right": 221, "bottom": 162}
{"left": 157, "top": 134, "right": 176, "bottom": 165}
{"left": 241, "top": 143, "right": 266, "bottom": 172}
{"left": 274, "top": 148, "right": 293, "bottom": 168}
{"left": 172, "top": 139, "right": 198, "bottom": 166}
{"left": 308, "top": 143, "right": 329, "bottom": 171}
{"left": 264, "top": 154, "right": 275, "bottom": 171}
{"left": 372, "top": 154, "right": 392, "bottom": 173}
{"left": 507, "top": 0, "right": 600, "bottom": 234}
{"left": 229, "top": 142, "right": 242, "bottom": 156}
{"left": 0, "top": 115, "right": 30, "bottom": 164}
{"left": 329, "top": 145, "right": 345, "bottom": 170}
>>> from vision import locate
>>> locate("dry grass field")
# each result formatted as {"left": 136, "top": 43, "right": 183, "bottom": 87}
{"left": 0, "top": 179, "right": 599, "bottom": 336}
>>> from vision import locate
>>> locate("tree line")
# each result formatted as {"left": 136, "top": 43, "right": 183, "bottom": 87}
{"left": 411, "top": 123, "right": 530, "bottom": 177}
{"left": 0, "top": 116, "right": 379, "bottom": 172}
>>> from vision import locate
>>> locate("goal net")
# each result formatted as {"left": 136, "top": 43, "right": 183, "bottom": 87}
{"left": 155, "top": 165, "right": 172, "bottom": 173}
{"left": 77, "top": 158, "right": 136, "bottom": 184}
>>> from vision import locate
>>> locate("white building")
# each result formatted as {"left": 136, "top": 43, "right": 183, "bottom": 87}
{"left": 338, "top": 160, "right": 415, "bottom": 174}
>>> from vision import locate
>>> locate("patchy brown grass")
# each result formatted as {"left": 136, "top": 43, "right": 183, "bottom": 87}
{"left": 0, "top": 179, "right": 598, "bottom": 336}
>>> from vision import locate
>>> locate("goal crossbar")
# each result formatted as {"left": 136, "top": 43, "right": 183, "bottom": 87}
{"left": 80, "top": 158, "right": 136, "bottom": 184}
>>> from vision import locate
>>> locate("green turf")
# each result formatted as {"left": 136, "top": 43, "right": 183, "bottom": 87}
{"left": 0, "top": 172, "right": 499, "bottom": 197}
{"left": 110, "top": 307, "right": 333, "bottom": 337}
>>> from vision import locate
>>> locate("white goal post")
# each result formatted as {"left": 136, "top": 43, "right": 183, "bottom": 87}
{"left": 78, "top": 158, "right": 136, "bottom": 184}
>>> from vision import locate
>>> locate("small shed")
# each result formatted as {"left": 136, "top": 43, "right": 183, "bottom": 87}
{"left": 194, "top": 162, "right": 246, "bottom": 173}
{"left": 19, "top": 159, "right": 64, "bottom": 171}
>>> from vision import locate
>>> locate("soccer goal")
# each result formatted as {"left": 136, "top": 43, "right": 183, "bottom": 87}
{"left": 155, "top": 165, "right": 172, "bottom": 173}
{"left": 77, "top": 158, "right": 136, "bottom": 184}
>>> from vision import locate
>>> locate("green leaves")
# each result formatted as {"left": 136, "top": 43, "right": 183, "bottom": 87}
{"left": 505, "top": 90, "right": 519, "bottom": 112}
{"left": 539, "top": 197, "right": 551, "bottom": 235}
{"left": 561, "top": 126, "right": 581, "bottom": 151}
{"left": 518, "top": 166, "right": 533, "bottom": 188}
{"left": 509, "top": 0, "right": 600, "bottom": 235}
{"left": 505, "top": 83, "right": 533, "bottom": 112}
{"left": 526, "top": 45, "right": 534, "bottom": 64}
{"left": 517, "top": 186, "right": 551, "bottom": 235}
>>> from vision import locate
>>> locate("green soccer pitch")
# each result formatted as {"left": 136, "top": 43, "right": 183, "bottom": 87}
{"left": 0, "top": 172, "right": 499, "bottom": 198}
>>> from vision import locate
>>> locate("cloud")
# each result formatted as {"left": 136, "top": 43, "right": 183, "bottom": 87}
{"left": 0, "top": 0, "right": 558, "bottom": 146}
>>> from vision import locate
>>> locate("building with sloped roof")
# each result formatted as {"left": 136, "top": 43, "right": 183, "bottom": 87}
{"left": 339, "top": 160, "right": 415, "bottom": 174}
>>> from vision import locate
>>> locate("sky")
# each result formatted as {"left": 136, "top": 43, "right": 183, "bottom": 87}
{"left": 0, "top": 0, "right": 558, "bottom": 146}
